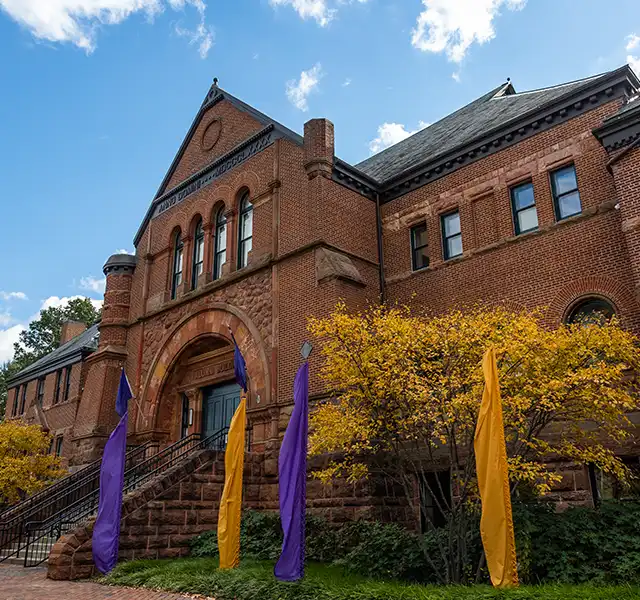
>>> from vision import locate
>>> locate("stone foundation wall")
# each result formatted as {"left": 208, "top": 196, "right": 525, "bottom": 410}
{"left": 47, "top": 446, "right": 412, "bottom": 581}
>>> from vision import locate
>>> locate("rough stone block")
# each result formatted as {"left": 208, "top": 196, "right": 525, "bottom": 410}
{"left": 169, "top": 534, "right": 195, "bottom": 547}
{"left": 47, "top": 565, "right": 71, "bottom": 580}
{"left": 158, "top": 547, "right": 184, "bottom": 559}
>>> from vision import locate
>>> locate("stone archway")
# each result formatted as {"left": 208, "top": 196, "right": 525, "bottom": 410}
{"left": 136, "top": 304, "right": 271, "bottom": 437}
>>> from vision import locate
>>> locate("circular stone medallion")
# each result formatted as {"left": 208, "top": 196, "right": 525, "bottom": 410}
{"left": 201, "top": 119, "right": 222, "bottom": 152}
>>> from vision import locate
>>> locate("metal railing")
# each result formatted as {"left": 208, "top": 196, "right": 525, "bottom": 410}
{"left": 20, "top": 428, "right": 229, "bottom": 567}
{"left": 0, "top": 441, "right": 156, "bottom": 564}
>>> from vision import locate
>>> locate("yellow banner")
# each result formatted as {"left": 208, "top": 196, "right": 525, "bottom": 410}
{"left": 217, "top": 397, "right": 246, "bottom": 569}
{"left": 474, "top": 348, "right": 518, "bottom": 588}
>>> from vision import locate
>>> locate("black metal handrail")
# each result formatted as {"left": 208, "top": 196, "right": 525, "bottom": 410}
{"left": 0, "top": 441, "right": 156, "bottom": 564}
{"left": 21, "top": 429, "right": 229, "bottom": 567}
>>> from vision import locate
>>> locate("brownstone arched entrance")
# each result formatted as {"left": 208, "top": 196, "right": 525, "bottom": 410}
{"left": 135, "top": 304, "right": 270, "bottom": 442}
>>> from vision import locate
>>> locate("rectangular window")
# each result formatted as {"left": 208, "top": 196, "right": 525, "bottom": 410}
{"left": 410, "top": 223, "right": 429, "bottom": 271}
{"left": 37, "top": 378, "right": 45, "bottom": 406}
{"left": 55, "top": 436, "right": 64, "bottom": 457}
{"left": 54, "top": 370, "right": 62, "bottom": 405}
{"left": 551, "top": 164, "right": 581, "bottom": 220}
{"left": 420, "top": 470, "right": 451, "bottom": 531}
{"left": 19, "top": 384, "right": 27, "bottom": 414}
{"left": 12, "top": 387, "right": 19, "bottom": 417}
{"left": 441, "top": 211, "right": 463, "bottom": 260}
{"left": 510, "top": 181, "right": 538, "bottom": 235}
{"left": 64, "top": 366, "right": 72, "bottom": 401}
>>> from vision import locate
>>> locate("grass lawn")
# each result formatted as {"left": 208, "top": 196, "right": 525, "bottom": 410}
{"left": 102, "top": 557, "right": 640, "bottom": 600}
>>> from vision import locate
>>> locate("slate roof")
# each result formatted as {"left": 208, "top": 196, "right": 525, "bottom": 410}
{"left": 356, "top": 70, "right": 617, "bottom": 183}
{"left": 8, "top": 324, "right": 99, "bottom": 386}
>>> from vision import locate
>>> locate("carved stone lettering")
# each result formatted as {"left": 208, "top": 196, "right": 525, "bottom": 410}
{"left": 154, "top": 128, "right": 275, "bottom": 218}
{"left": 183, "top": 359, "right": 234, "bottom": 387}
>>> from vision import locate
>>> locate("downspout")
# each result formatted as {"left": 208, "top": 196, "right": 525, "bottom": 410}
{"left": 375, "top": 191, "right": 386, "bottom": 304}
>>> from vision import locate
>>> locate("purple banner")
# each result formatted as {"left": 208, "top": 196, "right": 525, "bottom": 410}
{"left": 274, "top": 362, "right": 309, "bottom": 582}
{"left": 92, "top": 370, "right": 131, "bottom": 574}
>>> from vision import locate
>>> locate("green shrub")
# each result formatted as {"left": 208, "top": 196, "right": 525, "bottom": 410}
{"left": 188, "top": 502, "right": 640, "bottom": 585}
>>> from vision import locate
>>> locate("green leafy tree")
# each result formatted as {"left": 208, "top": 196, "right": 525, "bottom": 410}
{"left": 12, "top": 297, "right": 101, "bottom": 370}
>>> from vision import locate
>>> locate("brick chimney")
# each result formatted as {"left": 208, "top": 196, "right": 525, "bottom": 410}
{"left": 60, "top": 320, "right": 87, "bottom": 345}
{"left": 303, "top": 118, "right": 334, "bottom": 179}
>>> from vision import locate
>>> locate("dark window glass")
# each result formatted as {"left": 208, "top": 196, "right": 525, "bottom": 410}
{"left": 191, "top": 220, "right": 204, "bottom": 290}
{"left": 63, "top": 366, "right": 72, "bottom": 401}
{"left": 54, "top": 370, "right": 62, "bottom": 405}
{"left": 19, "top": 384, "right": 27, "bottom": 414}
{"left": 37, "top": 378, "right": 45, "bottom": 406}
{"left": 411, "top": 223, "right": 429, "bottom": 271}
{"left": 171, "top": 231, "right": 184, "bottom": 300}
{"left": 441, "top": 211, "right": 463, "bottom": 259}
{"left": 213, "top": 209, "right": 227, "bottom": 280}
{"left": 551, "top": 164, "right": 581, "bottom": 220}
{"left": 238, "top": 193, "right": 253, "bottom": 269}
{"left": 181, "top": 394, "right": 190, "bottom": 439}
{"left": 55, "top": 436, "right": 63, "bottom": 457}
{"left": 12, "top": 387, "right": 19, "bottom": 417}
{"left": 510, "top": 181, "right": 538, "bottom": 234}
{"left": 567, "top": 298, "right": 615, "bottom": 326}
{"left": 420, "top": 470, "right": 451, "bottom": 531}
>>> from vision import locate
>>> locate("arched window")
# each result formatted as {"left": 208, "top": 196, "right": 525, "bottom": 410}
{"left": 171, "top": 230, "right": 184, "bottom": 300}
{"left": 191, "top": 219, "right": 204, "bottom": 290}
{"left": 213, "top": 208, "right": 227, "bottom": 280}
{"left": 238, "top": 192, "right": 253, "bottom": 269}
{"left": 566, "top": 297, "right": 616, "bottom": 326}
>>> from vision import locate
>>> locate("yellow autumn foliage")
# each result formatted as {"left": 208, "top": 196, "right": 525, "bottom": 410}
{"left": 0, "top": 420, "right": 66, "bottom": 505}
{"left": 308, "top": 303, "right": 640, "bottom": 495}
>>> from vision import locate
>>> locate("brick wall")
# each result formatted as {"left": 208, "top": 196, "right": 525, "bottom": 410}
{"left": 381, "top": 99, "right": 640, "bottom": 331}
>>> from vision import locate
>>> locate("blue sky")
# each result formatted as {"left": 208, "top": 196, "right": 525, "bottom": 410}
{"left": 0, "top": 0, "right": 639, "bottom": 362}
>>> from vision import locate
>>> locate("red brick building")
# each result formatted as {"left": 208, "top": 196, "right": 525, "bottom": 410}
{"left": 5, "top": 322, "right": 98, "bottom": 467}
{"left": 7, "top": 63, "right": 640, "bottom": 484}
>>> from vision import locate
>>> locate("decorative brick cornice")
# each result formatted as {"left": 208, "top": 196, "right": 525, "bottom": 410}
{"left": 103, "top": 253, "right": 137, "bottom": 276}
{"left": 593, "top": 100, "right": 640, "bottom": 153}
{"left": 332, "top": 158, "right": 377, "bottom": 200}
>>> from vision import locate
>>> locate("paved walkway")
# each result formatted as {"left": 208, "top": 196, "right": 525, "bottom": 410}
{"left": 0, "top": 565, "right": 203, "bottom": 600}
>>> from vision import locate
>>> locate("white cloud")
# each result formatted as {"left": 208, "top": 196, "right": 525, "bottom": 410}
{"left": 39, "top": 295, "right": 103, "bottom": 313}
{"left": 626, "top": 33, "right": 640, "bottom": 52}
{"left": 79, "top": 276, "right": 107, "bottom": 295}
{"left": 173, "top": 0, "right": 213, "bottom": 59}
{"left": 116, "top": 248, "right": 135, "bottom": 255}
{"left": 452, "top": 71, "right": 461, "bottom": 83}
{"left": 0, "top": 291, "right": 28, "bottom": 301}
{"left": 627, "top": 34, "right": 640, "bottom": 76}
{"left": 0, "top": 313, "right": 13, "bottom": 327}
{"left": 286, "top": 63, "right": 323, "bottom": 111}
{"left": 0, "top": 0, "right": 214, "bottom": 56}
{"left": 0, "top": 325, "right": 24, "bottom": 363}
{"left": 369, "top": 121, "right": 430, "bottom": 154}
{"left": 269, "top": 0, "right": 336, "bottom": 27}
{"left": 342, "top": 77, "right": 352, "bottom": 87}
{"left": 411, "top": 0, "right": 527, "bottom": 63}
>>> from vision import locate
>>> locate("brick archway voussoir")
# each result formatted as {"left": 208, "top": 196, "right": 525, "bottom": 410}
{"left": 546, "top": 275, "right": 638, "bottom": 326}
{"left": 138, "top": 304, "right": 270, "bottom": 434}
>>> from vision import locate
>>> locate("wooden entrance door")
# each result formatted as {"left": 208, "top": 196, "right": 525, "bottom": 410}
{"left": 201, "top": 381, "right": 241, "bottom": 440}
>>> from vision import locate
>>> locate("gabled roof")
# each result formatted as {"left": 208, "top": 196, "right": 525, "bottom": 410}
{"left": 8, "top": 324, "right": 99, "bottom": 387}
{"left": 356, "top": 66, "right": 639, "bottom": 184}
{"left": 134, "top": 82, "right": 303, "bottom": 247}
